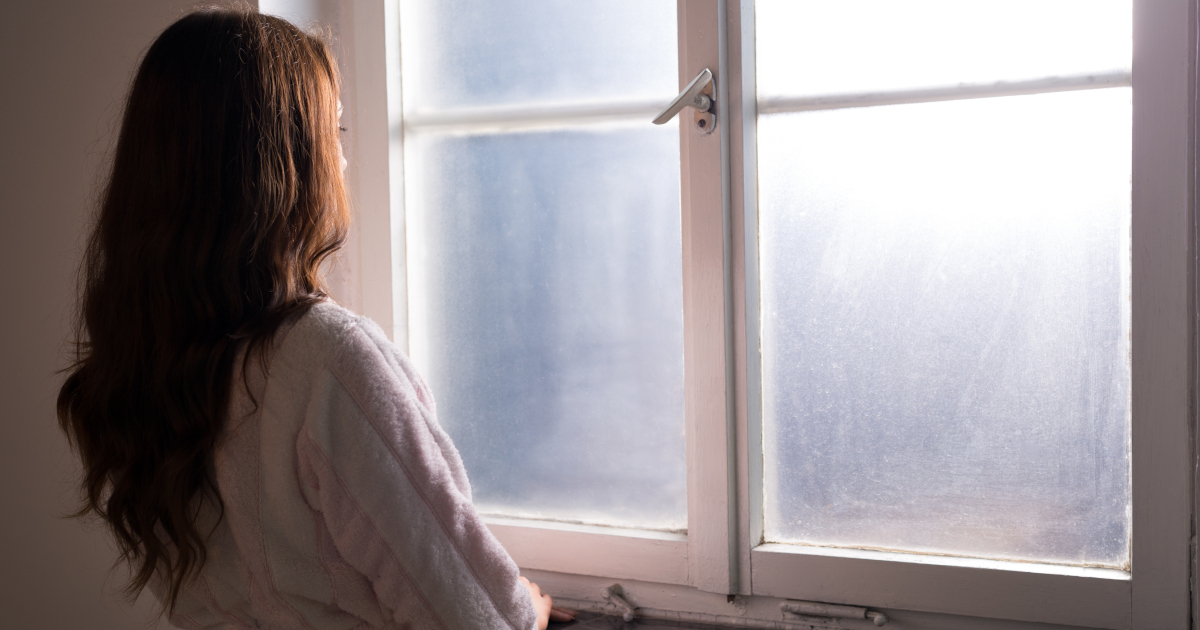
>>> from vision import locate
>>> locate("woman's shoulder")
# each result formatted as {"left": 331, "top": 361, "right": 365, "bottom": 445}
{"left": 270, "top": 300, "right": 392, "bottom": 387}
{"left": 291, "top": 300, "right": 361, "bottom": 346}
{"left": 273, "top": 299, "right": 438, "bottom": 438}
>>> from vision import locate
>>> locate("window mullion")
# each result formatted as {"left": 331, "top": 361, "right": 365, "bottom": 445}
{"left": 1129, "top": 0, "right": 1194, "bottom": 624}
{"left": 679, "top": 0, "right": 738, "bottom": 595}
{"left": 727, "top": 0, "right": 761, "bottom": 598}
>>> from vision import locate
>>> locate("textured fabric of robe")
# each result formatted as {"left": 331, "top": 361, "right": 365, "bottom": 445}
{"left": 151, "top": 302, "right": 537, "bottom": 630}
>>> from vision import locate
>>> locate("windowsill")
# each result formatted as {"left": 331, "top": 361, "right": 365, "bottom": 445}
{"left": 486, "top": 516, "right": 690, "bottom": 586}
{"left": 754, "top": 542, "right": 1130, "bottom": 581}
{"left": 484, "top": 515, "right": 688, "bottom": 542}
{"left": 548, "top": 609, "right": 758, "bottom": 630}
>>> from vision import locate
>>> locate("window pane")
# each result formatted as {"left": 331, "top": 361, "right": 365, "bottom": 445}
{"left": 399, "top": 0, "right": 677, "bottom": 112}
{"left": 756, "top": 0, "right": 1131, "bottom": 99}
{"left": 406, "top": 124, "right": 686, "bottom": 531}
{"left": 758, "top": 89, "right": 1131, "bottom": 566}
{"left": 400, "top": 0, "right": 683, "bottom": 531}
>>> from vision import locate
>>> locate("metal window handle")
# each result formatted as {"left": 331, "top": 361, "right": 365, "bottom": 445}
{"left": 653, "top": 68, "right": 715, "bottom": 134}
{"left": 781, "top": 600, "right": 889, "bottom": 626}
{"left": 601, "top": 584, "right": 637, "bottom": 622}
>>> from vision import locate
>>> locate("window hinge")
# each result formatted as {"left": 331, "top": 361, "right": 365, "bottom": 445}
{"left": 781, "top": 600, "right": 888, "bottom": 626}
{"left": 601, "top": 584, "right": 637, "bottom": 622}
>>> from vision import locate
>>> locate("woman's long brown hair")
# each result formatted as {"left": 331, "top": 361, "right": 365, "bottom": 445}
{"left": 57, "top": 7, "right": 349, "bottom": 613}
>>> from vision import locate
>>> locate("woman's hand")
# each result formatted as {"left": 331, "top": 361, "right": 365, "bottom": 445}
{"left": 520, "top": 576, "right": 577, "bottom": 628}
{"left": 520, "top": 576, "right": 552, "bottom": 629}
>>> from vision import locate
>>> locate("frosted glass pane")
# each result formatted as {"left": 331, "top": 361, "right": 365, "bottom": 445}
{"left": 399, "top": 0, "right": 677, "bottom": 112}
{"left": 756, "top": 0, "right": 1131, "bottom": 99}
{"left": 407, "top": 124, "right": 685, "bottom": 530}
{"left": 759, "top": 89, "right": 1131, "bottom": 567}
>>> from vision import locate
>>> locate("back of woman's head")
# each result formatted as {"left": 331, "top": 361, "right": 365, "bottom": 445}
{"left": 57, "top": 6, "right": 348, "bottom": 612}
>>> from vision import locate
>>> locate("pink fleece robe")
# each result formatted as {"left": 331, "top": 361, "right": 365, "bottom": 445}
{"left": 150, "top": 302, "right": 538, "bottom": 630}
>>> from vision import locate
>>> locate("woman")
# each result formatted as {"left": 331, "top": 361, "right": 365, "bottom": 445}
{"left": 57, "top": 7, "right": 565, "bottom": 629}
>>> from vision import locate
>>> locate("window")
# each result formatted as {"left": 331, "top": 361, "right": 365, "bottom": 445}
{"left": 399, "top": 0, "right": 687, "bottom": 533}
{"left": 756, "top": 1, "right": 1132, "bottom": 568}
{"left": 342, "top": 1, "right": 1194, "bottom": 627}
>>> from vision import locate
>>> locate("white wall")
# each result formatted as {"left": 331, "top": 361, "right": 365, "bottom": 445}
{"left": 0, "top": 2, "right": 212, "bottom": 627}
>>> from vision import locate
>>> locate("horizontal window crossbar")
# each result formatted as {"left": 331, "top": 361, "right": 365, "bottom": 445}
{"left": 751, "top": 543, "right": 1131, "bottom": 629}
{"left": 402, "top": 98, "right": 670, "bottom": 135}
{"left": 753, "top": 543, "right": 1130, "bottom": 580}
{"left": 758, "top": 70, "right": 1132, "bottom": 115}
{"left": 482, "top": 515, "right": 686, "bottom": 542}
{"left": 485, "top": 517, "right": 690, "bottom": 586}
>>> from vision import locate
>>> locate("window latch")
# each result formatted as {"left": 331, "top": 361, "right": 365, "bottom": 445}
{"left": 601, "top": 583, "right": 638, "bottom": 622}
{"left": 781, "top": 600, "right": 889, "bottom": 626}
{"left": 653, "top": 68, "right": 716, "bottom": 135}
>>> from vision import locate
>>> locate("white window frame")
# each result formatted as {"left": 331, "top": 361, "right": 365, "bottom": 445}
{"left": 335, "top": 1, "right": 1195, "bottom": 627}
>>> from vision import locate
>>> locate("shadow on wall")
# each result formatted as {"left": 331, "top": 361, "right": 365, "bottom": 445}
{"left": 0, "top": 1, "right": 219, "bottom": 628}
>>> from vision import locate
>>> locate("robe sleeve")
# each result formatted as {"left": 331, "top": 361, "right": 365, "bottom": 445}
{"left": 296, "top": 319, "right": 537, "bottom": 630}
